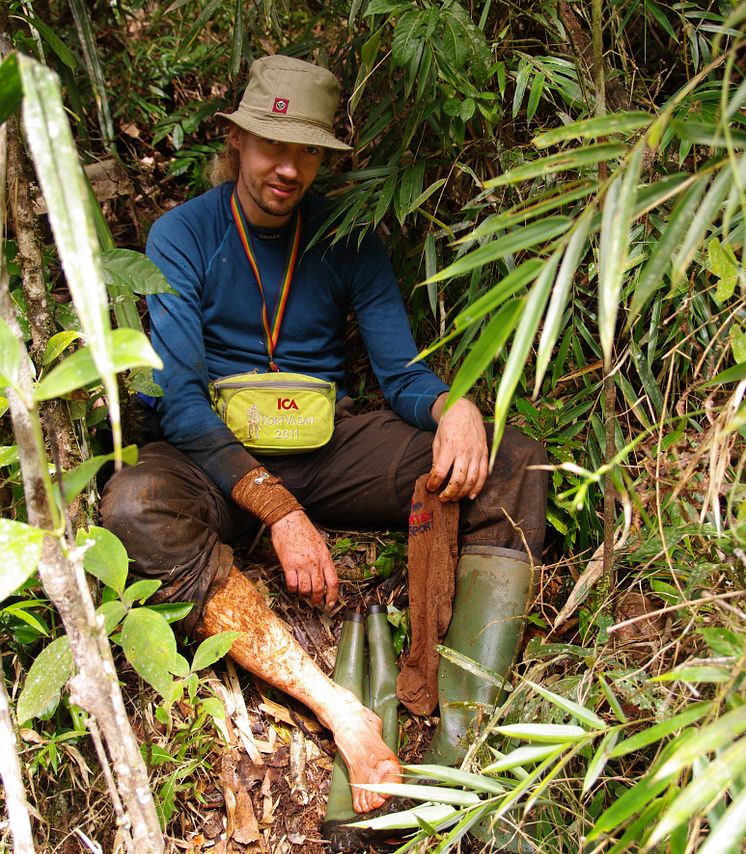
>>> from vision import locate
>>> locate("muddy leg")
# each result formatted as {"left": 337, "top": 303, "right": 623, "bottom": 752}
{"left": 198, "top": 567, "right": 402, "bottom": 813}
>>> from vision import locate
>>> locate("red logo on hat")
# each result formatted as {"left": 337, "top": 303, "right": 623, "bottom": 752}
{"left": 272, "top": 98, "right": 289, "bottom": 114}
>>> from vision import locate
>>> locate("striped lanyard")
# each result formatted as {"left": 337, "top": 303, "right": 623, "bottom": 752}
{"left": 230, "top": 189, "right": 303, "bottom": 372}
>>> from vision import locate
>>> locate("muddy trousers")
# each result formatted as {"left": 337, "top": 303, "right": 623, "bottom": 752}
{"left": 100, "top": 405, "right": 548, "bottom": 635}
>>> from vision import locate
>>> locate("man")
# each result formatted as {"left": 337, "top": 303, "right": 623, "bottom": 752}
{"left": 101, "top": 54, "right": 547, "bottom": 813}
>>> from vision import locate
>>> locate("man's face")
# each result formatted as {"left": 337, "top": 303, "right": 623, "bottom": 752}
{"left": 229, "top": 127, "right": 324, "bottom": 227}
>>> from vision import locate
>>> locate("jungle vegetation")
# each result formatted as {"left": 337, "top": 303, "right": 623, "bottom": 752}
{"left": 0, "top": 0, "right": 744, "bottom": 852}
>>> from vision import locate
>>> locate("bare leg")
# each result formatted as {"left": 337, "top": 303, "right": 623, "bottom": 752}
{"left": 198, "top": 567, "right": 402, "bottom": 813}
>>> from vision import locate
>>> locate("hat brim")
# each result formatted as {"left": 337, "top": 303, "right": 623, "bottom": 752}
{"left": 216, "top": 109, "right": 352, "bottom": 151}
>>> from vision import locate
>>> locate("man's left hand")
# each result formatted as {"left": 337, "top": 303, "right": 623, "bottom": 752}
{"left": 427, "top": 393, "right": 488, "bottom": 502}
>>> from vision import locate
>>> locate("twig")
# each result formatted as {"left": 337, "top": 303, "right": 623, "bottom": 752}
{"left": 86, "top": 716, "right": 133, "bottom": 854}
{"left": 288, "top": 708, "right": 335, "bottom": 759}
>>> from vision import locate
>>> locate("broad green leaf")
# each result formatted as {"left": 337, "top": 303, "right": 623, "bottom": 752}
{"left": 0, "top": 54, "right": 22, "bottom": 125}
{"left": 424, "top": 218, "right": 570, "bottom": 285}
{"left": 697, "top": 784, "right": 746, "bottom": 854}
{"left": 598, "top": 146, "right": 643, "bottom": 366}
{"left": 361, "top": 783, "right": 481, "bottom": 806}
{"left": 609, "top": 701, "right": 712, "bottom": 758}
{"left": 653, "top": 704, "right": 746, "bottom": 781}
{"left": 533, "top": 111, "right": 652, "bottom": 148}
{"left": 146, "top": 602, "right": 194, "bottom": 624}
{"left": 75, "top": 526, "right": 129, "bottom": 595}
{"left": 523, "top": 678, "right": 606, "bottom": 730}
{"left": 534, "top": 206, "right": 594, "bottom": 394}
{"left": 16, "top": 636, "right": 73, "bottom": 722}
{"left": 700, "top": 627, "right": 744, "bottom": 658}
{"left": 201, "top": 696, "right": 226, "bottom": 721}
{"left": 582, "top": 728, "right": 620, "bottom": 795}
{"left": 190, "top": 631, "right": 240, "bottom": 673}
{"left": 484, "top": 143, "right": 627, "bottom": 189}
{"left": 0, "top": 519, "right": 45, "bottom": 603}
{"left": 96, "top": 600, "right": 127, "bottom": 635}
{"left": 0, "top": 316, "right": 21, "bottom": 388}
{"left": 492, "top": 253, "right": 561, "bottom": 461}
{"left": 34, "top": 329, "right": 162, "bottom": 401}
{"left": 42, "top": 331, "right": 81, "bottom": 365}
{"left": 171, "top": 653, "right": 189, "bottom": 678}
{"left": 122, "top": 579, "right": 161, "bottom": 606}
{"left": 0, "top": 445, "right": 19, "bottom": 466}
{"left": 404, "top": 764, "right": 507, "bottom": 795}
{"left": 1, "top": 601, "right": 49, "bottom": 636}
{"left": 483, "top": 744, "right": 560, "bottom": 772}
{"left": 648, "top": 736, "right": 746, "bottom": 847}
{"left": 102, "top": 248, "right": 177, "bottom": 296}
{"left": 628, "top": 178, "right": 707, "bottom": 323}
{"left": 491, "top": 723, "right": 588, "bottom": 743}
{"left": 446, "top": 298, "right": 523, "bottom": 405}
{"left": 120, "top": 608, "right": 177, "bottom": 699}
{"left": 60, "top": 444, "right": 138, "bottom": 503}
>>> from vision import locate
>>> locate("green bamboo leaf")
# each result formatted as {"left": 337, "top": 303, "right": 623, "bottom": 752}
{"left": 41, "top": 330, "right": 80, "bottom": 366}
{"left": 424, "top": 233, "right": 437, "bottom": 318}
{"left": 526, "top": 72, "right": 545, "bottom": 123}
{"left": 652, "top": 704, "right": 746, "bottom": 781}
{"left": 512, "top": 58, "right": 531, "bottom": 118}
{"left": 492, "top": 723, "right": 588, "bottom": 743}
{"left": 628, "top": 178, "right": 708, "bottom": 323}
{"left": 484, "top": 143, "right": 627, "bottom": 189}
{"left": 436, "top": 644, "right": 507, "bottom": 688}
{"left": 190, "top": 631, "right": 240, "bottom": 674}
{"left": 34, "top": 328, "right": 162, "bottom": 401}
{"left": 533, "top": 111, "right": 652, "bottom": 148}
{"left": 534, "top": 206, "right": 594, "bottom": 394}
{"left": 373, "top": 173, "right": 398, "bottom": 227}
{"left": 482, "top": 744, "right": 560, "bottom": 772}
{"left": 697, "top": 785, "right": 746, "bottom": 854}
{"left": 18, "top": 54, "right": 122, "bottom": 447}
{"left": 451, "top": 260, "right": 544, "bottom": 330}
{"left": 0, "top": 519, "right": 45, "bottom": 602}
{"left": 652, "top": 665, "right": 731, "bottom": 683}
{"left": 406, "top": 178, "right": 447, "bottom": 216}
{"left": 648, "top": 736, "right": 746, "bottom": 848}
{"left": 177, "top": 0, "right": 224, "bottom": 52}
{"left": 0, "top": 316, "right": 21, "bottom": 388}
{"left": 672, "top": 118, "right": 746, "bottom": 149}
{"left": 0, "top": 54, "right": 22, "bottom": 125}
{"left": 582, "top": 728, "right": 620, "bottom": 795}
{"left": 12, "top": 12, "right": 78, "bottom": 69}
{"left": 491, "top": 254, "right": 561, "bottom": 462}
{"left": 75, "top": 526, "right": 130, "bottom": 595}
{"left": 598, "top": 674, "right": 628, "bottom": 723}
{"left": 404, "top": 764, "right": 508, "bottom": 795}
{"left": 361, "top": 783, "right": 481, "bottom": 806}
{"left": 523, "top": 678, "right": 606, "bottom": 730}
{"left": 672, "top": 159, "right": 745, "bottom": 282}
{"left": 609, "top": 701, "right": 712, "bottom": 758}
{"left": 120, "top": 608, "right": 176, "bottom": 699}
{"left": 630, "top": 336, "right": 663, "bottom": 415}
{"left": 599, "top": 146, "right": 643, "bottom": 366}
{"left": 349, "top": 803, "right": 458, "bottom": 831}
{"left": 708, "top": 361, "right": 746, "bottom": 385}
{"left": 424, "top": 218, "right": 570, "bottom": 285}
{"left": 16, "top": 635, "right": 73, "bottom": 722}
{"left": 446, "top": 299, "right": 523, "bottom": 405}
{"left": 60, "top": 444, "right": 138, "bottom": 503}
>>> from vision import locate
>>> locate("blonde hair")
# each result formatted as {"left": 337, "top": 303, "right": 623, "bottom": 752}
{"left": 209, "top": 138, "right": 240, "bottom": 186}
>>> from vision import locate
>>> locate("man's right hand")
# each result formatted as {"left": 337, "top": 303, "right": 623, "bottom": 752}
{"left": 270, "top": 510, "right": 339, "bottom": 609}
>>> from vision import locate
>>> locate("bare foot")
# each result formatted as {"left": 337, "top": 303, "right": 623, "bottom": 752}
{"left": 327, "top": 697, "right": 403, "bottom": 813}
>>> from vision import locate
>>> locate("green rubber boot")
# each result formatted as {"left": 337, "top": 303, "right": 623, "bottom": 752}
{"left": 322, "top": 610, "right": 365, "bottom": 826}
{"left": 424, "top": 546, "right": 533, "bottom": 767}
{"left": 366, "top": 604, "right": 399, "bottom": 752}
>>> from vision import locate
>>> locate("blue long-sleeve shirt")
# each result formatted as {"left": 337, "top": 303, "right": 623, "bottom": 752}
{"left": 145, "top": 181, "right": 449, "bottom": 496}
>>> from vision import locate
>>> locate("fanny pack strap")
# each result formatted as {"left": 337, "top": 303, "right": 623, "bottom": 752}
{"left": 230, "top": 188, "right": 303, "bottom": 372}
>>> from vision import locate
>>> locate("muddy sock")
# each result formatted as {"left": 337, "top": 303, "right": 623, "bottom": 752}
{"left": 396, "top": 475, "right": 459, "bottom": 715}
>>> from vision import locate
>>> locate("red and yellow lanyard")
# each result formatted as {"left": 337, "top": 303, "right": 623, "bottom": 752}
{"left": 230, "top": 188, "right": 303, "bottom": 372}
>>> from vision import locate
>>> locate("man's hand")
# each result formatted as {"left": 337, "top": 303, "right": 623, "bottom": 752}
{"left": 427, "top": 393, "right": 488, "bottom": 502}
{"left": 270, "top": 509, "right": 339, "bottom": 608}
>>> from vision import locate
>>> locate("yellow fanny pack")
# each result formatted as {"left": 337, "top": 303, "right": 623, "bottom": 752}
{"left": 210, "top": 371, "right": 336, "bottom": 454}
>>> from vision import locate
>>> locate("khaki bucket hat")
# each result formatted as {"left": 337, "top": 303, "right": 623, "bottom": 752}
{"left": 216, "top": 55, "right": 351, "bottom": 151}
